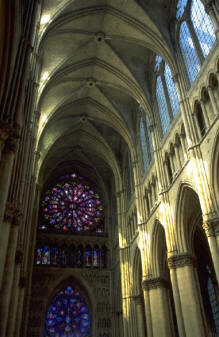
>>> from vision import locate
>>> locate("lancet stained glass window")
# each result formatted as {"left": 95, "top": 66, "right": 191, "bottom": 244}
{"left": 44, "top": 285, "right": 91, "bottom": 337}
{"left": 39, "top": 173, "right": 104, "bottom": 233}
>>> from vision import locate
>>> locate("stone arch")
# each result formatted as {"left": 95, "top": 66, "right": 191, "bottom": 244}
{"left": 175, "top": 183, "right": 203, "bottom": 254}
{"left": 151, "top": 220, "right": 167, "bottom": 278}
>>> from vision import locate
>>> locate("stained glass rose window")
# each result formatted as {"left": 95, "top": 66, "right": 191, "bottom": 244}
{"left": 39, "top": 173, "right": 104, "bottom": 233}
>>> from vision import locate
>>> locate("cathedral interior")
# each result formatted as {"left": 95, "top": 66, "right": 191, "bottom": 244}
{"left": 0, "top": 0, "right": 219, "bottom": 336}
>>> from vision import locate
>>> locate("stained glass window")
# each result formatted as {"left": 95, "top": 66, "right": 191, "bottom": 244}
{"left": 164, "top": 64, "right": 179, "bottom": 117}
{"left": 84, "top": 246, "right": 92, "bottom": 267}
{"left": 145, "top": 115, "right": 154, "bottom": 159}
{"left": 191, "top": 0, "right": 216, "bottom": 58}
{"left": 42, "top": 246, "right": 50, "bottom": 265}
{"left": 44, "top": 285, "right": 91, "bottom": 337}
{"left": 156, "top": 76, "right": 170, "bottom": 135}
{"left": 51, "top": 247, "right": 59, "bottom": 265}
{"left": 39, "top": 173, "right": 104, "bottom": 233}
{"left": 93, "top": 246, "right": 99, "bottom": 267}
{"left": 140, "top": 117, "right": 149, "bottom": 171}
{"left": 36, "top": 246, "right": 42, "bottom": 265}
{"left": 100, "top": 246, "right": 107, "bottom": 268}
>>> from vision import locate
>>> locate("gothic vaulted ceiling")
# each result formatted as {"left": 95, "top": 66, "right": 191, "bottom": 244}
{"left": 36, "top": 0, "right": 177, "bottom": 186}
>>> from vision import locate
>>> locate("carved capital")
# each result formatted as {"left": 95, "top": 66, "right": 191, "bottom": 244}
{"left": 4, "top": 126, "right": 20, "bottom": 153}
{"left": 12, "top": 208, "right": 23, "bottom": 226}
{"left": 203, "top": 218, "right": 219, "bottom": 237}
{"left": 142, "top": 277, "right": 168, "bottom": 290}
{"left": 15, "top": 249, "right": 23, "bottom": 264}
{"left": 116, "top": 189, "right": 124, "bottom": 198}
{"left": 4, "top": 202, "right": 15, "bottom": 223}
{"left": 168, "top": 253, "right": 195, "bottom": 269}
{"left": 0, "top": 120, "right": 12, "bottom": 150}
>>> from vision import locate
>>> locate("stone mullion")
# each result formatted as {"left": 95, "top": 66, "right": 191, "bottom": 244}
{"left": 187, "top": 20, "right": 204, "bottom": 64}
{"left": 168, "top": 254, "right": 205, "bottom": 337}
{"left": 161, "top": 75, "right": 173, "bottom": 122}
{"left": 205, "top": 2, "right": 219, "bottom": 39}
{"left": 150, "top": 123, "right": 166, "bottom": 193}
{"left": 132, "top": 159, "right": 145, "bottom": 225}
{"left": 142, "top": 116, "right": 151, "bottom": 162}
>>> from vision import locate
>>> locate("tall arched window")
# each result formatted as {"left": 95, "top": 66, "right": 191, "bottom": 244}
{"left": 177, "top": 0, "right": 216, "bottom": 84}
{"left": 44, "top": 284, "right": 91, "bottom": 337}
{"left": 155, "top": 57, "right": 180, "bottom": 136}
{"left": 139, "top": 107, "right": 154, "bottom": 172}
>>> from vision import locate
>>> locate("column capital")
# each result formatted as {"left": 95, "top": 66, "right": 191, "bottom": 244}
{"left": 133, "top": 294, "right": 144, "bottom": 305}
{"left": 142, "top": 277, "right": 168, "bottom": 290}
{"left": 116, "top": 189, "right": 125, "bottom": 198}
{"left": 202, "top": 216, "right": 219, "bottom": 237}
{"left": 168, "top": 253, "right": 196, "bottom": 269}
{"left": 0, "top": 120, "right": 13, "bottom": 150}
{"left": 4, "top": 202, "right": 15, "bottom": 223}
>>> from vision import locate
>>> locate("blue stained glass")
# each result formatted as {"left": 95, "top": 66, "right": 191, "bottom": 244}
{"left": 42, "top": 246, "right": 50, "bottom": 265}
{"left": 140, "top": 117, "right": 148, "bottom": 171}
{"left": 44, "top": 285, "right": 91, "bottom": 337}
{"left": 40, "top": 173, "right": 104, "bottom": 233}
{"left": 154, "top": 55, "right": 162, "bottom": 71}
{"left": 176, "top": 0, "right": 188, "bottom": 19}
{"left": 180, "top": 21, "right": 201, "bottom": 83}
{"left": 36, "top": 247, "right": 42, "bottom": 265}
{"left": 164, "top": 64, "right": 179, "bottom": 117}
{"left": 93, "top": 246, "right": 99, "bottom": 267}
{"left": 84, "top": 246, "right": 92, "bottom": 267}
{"left": 191, "top": 0, "right": 216, "bottom": 58}
{"left": 156, "top": 76, "right": 170, "bottom": 135}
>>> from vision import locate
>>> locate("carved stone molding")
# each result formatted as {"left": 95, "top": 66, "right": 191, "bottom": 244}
{"left": 142, "top": 277, "right": 168, "bottom": 291}
{"left": 202, "top": 218, "right": 219, "bottom": 237}
{"left": 168, "top": 253, "right": 196, "bottom": 269}
{"left": 0, "top": 120, "right": 12, "bottom": 150}
{"left": 4, "top": 202, "right": 15, "bottom": 223}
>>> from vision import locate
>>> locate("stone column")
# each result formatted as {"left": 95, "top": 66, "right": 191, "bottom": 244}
{"left": 14, "top": 276, "right": 26, "bottom": 337}
{"left": 168, "top": 254, "right": 205, "bottom": 337}
{"left": 0, "top": 212, "right": 21, "bottom": 337}
{"left": 0, "top": 120, "right": 11, "bottom": 160}
{"left": 208, "top": 86, "right": 219, "bottom": 117}
{"left": 0, "top": 136, "right": 18, "bottom": 230}
{"left": 6, "top": 248, "right": 23, "bottom": 337}
{"left": 142, "top": 277, "right": 174, "bottom": 337}
{"left": 133, "top": 295, "right": 146, "bottom": 337}
{"left": 202, "top": 219, "right": 219, "bottom": 283}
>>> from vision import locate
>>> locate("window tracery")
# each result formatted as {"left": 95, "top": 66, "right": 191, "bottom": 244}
{"left": 155, "top": 57, "right": 179, "bottom": 136}
{"left": 177, "top": 0, "right": 216, "bottom": 84}
{"left": 44, "top": 285, "right": 91, "bottom": 337}
{"left": 139, "top": 107, "right": 154, "bottom": 172}
{"left": 39, "top": 173, "right": 104, "bottom": 233}
{"left": 35, "top": 243, "right": 107, "bottom": 269}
